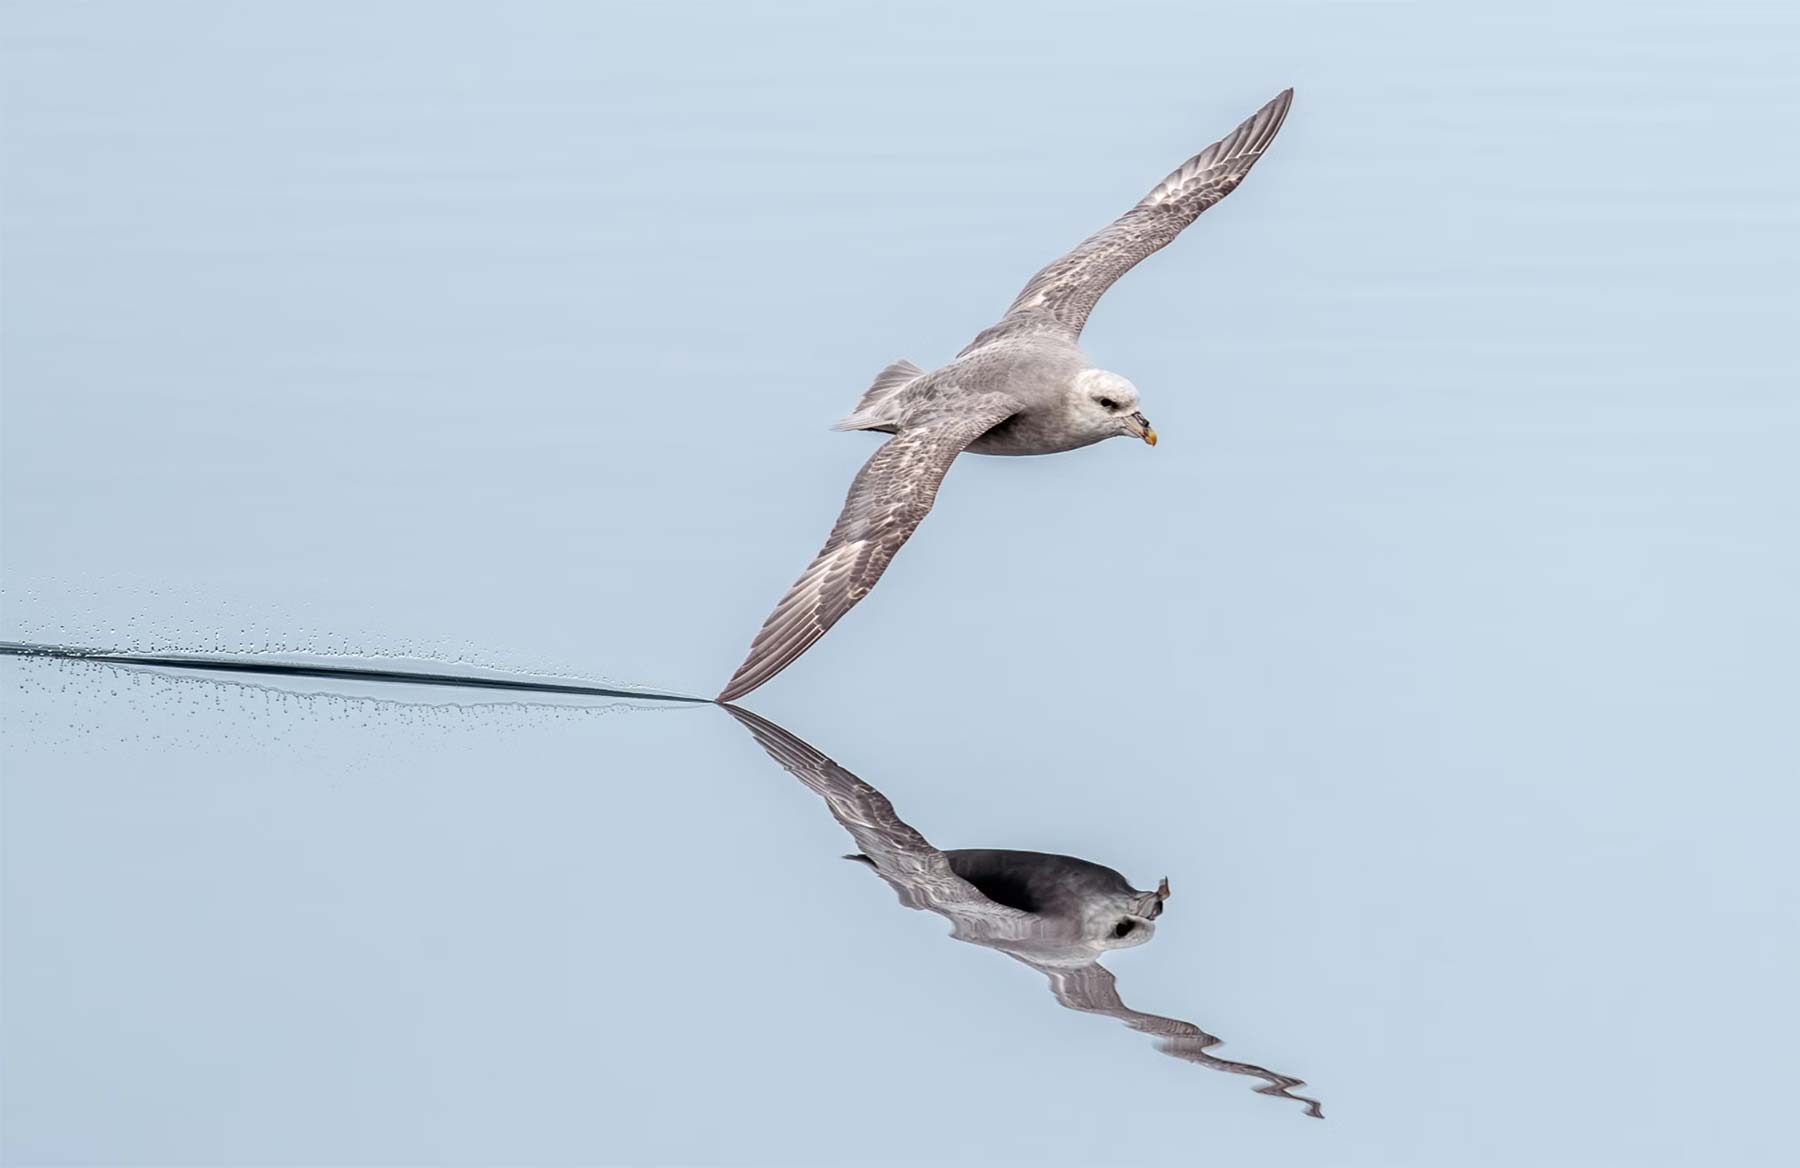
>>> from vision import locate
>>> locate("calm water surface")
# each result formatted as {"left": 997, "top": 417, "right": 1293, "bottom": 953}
{"left": 4, "top": 0, "right": 1798, "bottom": 1164}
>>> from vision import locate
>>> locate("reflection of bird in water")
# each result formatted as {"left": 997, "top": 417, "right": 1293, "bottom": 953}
{"left": 718, "top": 89, "right": 1295, "bottom": 701}
{"left": 856, "top": 848, "right": 1172, "bottom": 953}
{"left": 724, "top": 704, "right": 1322, "bottom": 1118}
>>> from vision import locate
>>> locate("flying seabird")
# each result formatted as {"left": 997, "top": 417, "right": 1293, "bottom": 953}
{"left": 720, "top": 89, "right": 1295, "bottom": 700}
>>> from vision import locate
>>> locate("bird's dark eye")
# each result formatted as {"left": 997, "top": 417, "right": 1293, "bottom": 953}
{"left": 1112, "top": 920, "right": 1136, "bottom": 938}
{"left": 1098, "top": 397, "right": 1118, "bottom": 411}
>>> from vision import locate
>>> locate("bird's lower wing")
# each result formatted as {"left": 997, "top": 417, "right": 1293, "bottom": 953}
{"left": 1030, "top": 959, "right": 1324, "bottom": 1118}
{"left": 962, "top": 88, "right": 1292, "bottom": 355}
{"left": 718, "top": 394, "right": 1019, "bottom": 701}
{"left": 722, "top": 704, "right": 1025, "bottom": 926}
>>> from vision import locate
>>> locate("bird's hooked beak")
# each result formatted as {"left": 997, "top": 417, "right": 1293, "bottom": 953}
{"left": 1129, "top": 411, "right": 1157, "bottom": 446}
{"left": 1136, "top": 877, "right": 1172, "bottom": 920}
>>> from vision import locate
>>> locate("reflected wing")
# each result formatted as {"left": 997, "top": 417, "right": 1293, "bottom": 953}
{"left": 1029, "top": 959, "right": 1324, "bottom": 1118}
{"left": 719, "top": 394, "right": 1019, "bottom": 701}
{"left": 963, "top": 89, "right": 1292, "bottom": 354}
{"left": 723, "top": 704, "right": 1030, "bottom": 929}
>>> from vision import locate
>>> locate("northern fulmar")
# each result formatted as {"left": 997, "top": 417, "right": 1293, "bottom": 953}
{"left": 720, "top": 89, "right": 1294, "bottom": 701}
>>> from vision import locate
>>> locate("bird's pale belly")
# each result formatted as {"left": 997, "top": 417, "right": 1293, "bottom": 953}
{"left": 965, "top": 413, "right": 1104, "bottom": 457}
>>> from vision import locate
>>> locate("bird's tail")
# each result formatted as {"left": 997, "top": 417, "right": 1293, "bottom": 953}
{"left": 830, "top": 359, "right": 923, "bottom": 431}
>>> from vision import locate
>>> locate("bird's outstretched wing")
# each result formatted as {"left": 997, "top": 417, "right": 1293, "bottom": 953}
{"left": 963, "top": 88, "right": 1292, "bottom": 354}
{"left": 1029, "top": 958, "right": 1324, "bottom": 1118}
{"left": 722, "top": 704, "right": 1029, "bottom": 929}
{"left": 719, "top": 393, "right": 1019, "bottom": 701}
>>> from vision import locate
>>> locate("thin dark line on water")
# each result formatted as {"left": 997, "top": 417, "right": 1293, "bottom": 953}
{"left": 0, "top": 641, "right": 709, "bottom": 704}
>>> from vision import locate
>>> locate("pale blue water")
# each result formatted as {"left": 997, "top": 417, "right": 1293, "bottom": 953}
{"left": 4, "top": 0, "right": 1798, "bottom": 1164}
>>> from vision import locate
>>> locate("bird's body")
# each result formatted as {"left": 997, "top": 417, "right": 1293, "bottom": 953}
{"left": 942, "top": 848, "right": 1159, "bottom": 929}
{"left": 720, "top": 89, "right": 1295, "bottom": 701}
{"left": 846, "top": 845, "right": 1165, "bottom": 961}
{"left": 833, "top": 337, "right": 1098, "bottom": 456}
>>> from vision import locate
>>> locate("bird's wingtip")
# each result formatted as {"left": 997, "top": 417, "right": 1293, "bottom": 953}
{"left": 717, "top": 669, "right": 763, "bottom": 703}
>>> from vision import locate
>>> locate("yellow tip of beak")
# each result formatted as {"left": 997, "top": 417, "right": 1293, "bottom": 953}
{"left": 1143, "top": 427, "right": 1158, "bottom": 447}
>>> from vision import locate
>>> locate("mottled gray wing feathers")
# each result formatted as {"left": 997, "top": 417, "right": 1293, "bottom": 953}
{"left": 719, "top": 393, "right": 1019, "bottom": 701}
{"left": 1034, "top": 960, "right": 1324, "bottom": 1118}
{"left": 722, "top": 705, "right": 1026, "bottom": 924}
{"left": 965, "top": 88, "right": 1292, "bottom": 353}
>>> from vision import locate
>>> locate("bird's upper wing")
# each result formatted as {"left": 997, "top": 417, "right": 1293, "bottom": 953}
{"left": 962, "top": 88, "right": 1292, "bottom": 355}
{"left": 1028, "top": 958, "right": 1324, "bottom": 1118}
{"left": 718, "top": 393, "right": 1019, "bottom": 701}
{"left": 723, "top": 704, "right": 1029, "bottom": 929}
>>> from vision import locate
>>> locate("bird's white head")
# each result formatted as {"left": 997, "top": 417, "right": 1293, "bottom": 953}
{"left": 1087, "top": 876, "right": 1172, "bottom": 952}
{"left": 1071, "top": 369, "right": 1157, "bottom": 447}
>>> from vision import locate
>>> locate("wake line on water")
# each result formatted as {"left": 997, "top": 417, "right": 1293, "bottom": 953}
{"left": 0, "top": 641, "right": 710, "bottom": 704}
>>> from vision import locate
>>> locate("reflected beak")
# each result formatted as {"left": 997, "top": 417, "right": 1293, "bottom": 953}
{"left": 1130, "top": 411, "right": 1157, "bottom": 446}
